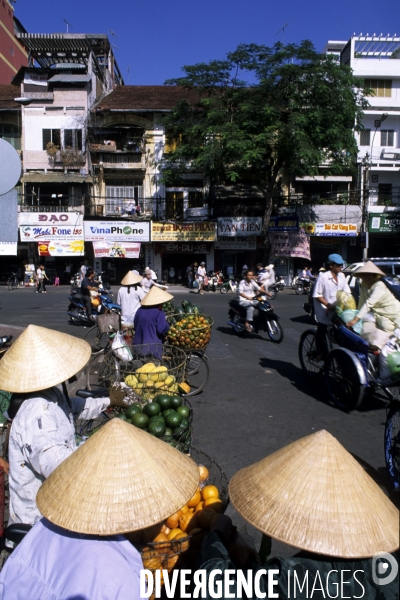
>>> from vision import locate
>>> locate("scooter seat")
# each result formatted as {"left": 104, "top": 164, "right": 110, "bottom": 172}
{"left": 229, "top": 299, "right": 247, "bottom": 316}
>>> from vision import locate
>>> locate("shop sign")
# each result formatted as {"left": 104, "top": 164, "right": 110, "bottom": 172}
{"left": 217, "top": 217, "right": 262, "bottom": 237}
{"left": 314, "top": 223, "right": 357, "bottom": 236}
{"left": 84, "top": 221, "right": 150, "bottom": 242}
{"left": 155, "top": 242, "right": 212, "bottom": 254}
{"left": 369, "top": 213, "right": 400, "bottom": 233}
{"left": 38, "top": 240, "right": 85, "bottom": 257}
{"left": 269, "top": 216, "right": 299, "bottom": 231}
{"left": 270, "top": 231, "right": 311, "bottom": 260}
{"left": 92, "top": 242, "right": 141, "bottom": 258}
{"left": 215, "top": 236, "right": 256, "bottom": 250}
{"left": 18, "top": 213, "right": 83, "bottom": 226}
{"left": 0, "top": 242, "right": 17, "bottom": 256}
{"left": 20, "top": 225, "right": 83, "bottom": 241}
{"left": 151, "top": 222, "right": 216, "bottom": 242}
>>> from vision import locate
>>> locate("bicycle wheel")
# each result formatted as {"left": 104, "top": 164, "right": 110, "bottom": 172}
{"left": 86, "top": 352, "right": 120, "bottom": 390}
{"left": 267, "top": 319, "right": 284, "bottom": 343}
{"left": 325, "top": 348, "right": 365, "bottom": 411}
{"left": 84, "top": 326, "right": 110, "bottom": 355}
{"left": 298, "top": 329, "right": 324, "bottom": 379}
{"left": 384, "top": 385, "right": 400, "bottom": 401}
{"left": 385, "top": 402, "right": 400, "bottom": 490}
{"left": 185, "top": 352, "right": 210, "bottom": 396}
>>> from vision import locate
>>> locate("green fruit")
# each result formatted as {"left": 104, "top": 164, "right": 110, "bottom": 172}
{"left": 184, "top": 305, "right": 194, "bottom": 314}
{"left": 181, "top": 300, "right": 192, "bottom": 308}
{"left": 176, "top": 405, "right": 190, "bottom": 419}
{"left": 115, "top": 413, "right": 127, "bottom": 421}
{"left": 163, "top": 408, "right": 175, "bottom": 419}
{"left": 149, "top": 415, "right": 165, "bottom": 424}
{"left": 154, "top": 394, "right": 172, "bottom": 410}
{"left": 180, "top": 417, "right": 189, "bottom": 429}
{"left": 143, "top": 402, "right": 161, "bottom": 417}
{"left": 148, "top": 421, "right": 167, "bottom": 438}
{"left": 125, "top": 405, "right": 142, "bottom": 420}
{"left": 170, "top": 395, "right": 183, "bottom": 409}
{"left": 165, "top": 411, "right": 182, "bottom": 429}
{"left": 172, "top": 426, "right": 186, "bottom": 439}
{"left": 164, "top": 428, "right": 173, "bottom": 437}
{"left": 131, "top": 413, "right": 149, "bottom": 429}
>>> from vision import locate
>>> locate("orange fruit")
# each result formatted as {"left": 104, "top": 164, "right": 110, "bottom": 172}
{"left": 161, "top": 524, "right": 171, "bottom": 536}
{"left": 153, "top": 532, "right": 170, "bottom": 550}
{"left": 194, "top": 501, "right": 204, "bottom": 512}
{"left": 168, "top": 528, "right": 184, "bottom": 540}
{"left": 180, "top": 504, "right": 189, "bottom": 514}
{"left": 198, "top": 465, "right": 209, "bottom": 483}
{"left": 197, "top": 508, "right": 217, "bottom": 529}
{"left": 179, "top": 511, "right": 198, "bottom": 533}
{"left": 166, "top": 509, "right": 183, "bottom": 529}
{"left": 173, "top": 531, "right": 190, "bottom": 551}
{"left": 187, "top": 488, "right": 201, "bottom": 508}
{"left": 142, "top": 523, "right": 163, "bottom": 544}
{"left": 201, "top": 485, "right": 219, "bottom": 501}
{"left": 203, "top": 497, "right": 223, "bottom": 513}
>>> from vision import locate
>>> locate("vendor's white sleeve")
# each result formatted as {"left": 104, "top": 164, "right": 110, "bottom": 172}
{"left": 313, "top": 274, "right": 325, "bottom": 298}
{"left": 72, "top": 396, "right": 110, "bottom": 421}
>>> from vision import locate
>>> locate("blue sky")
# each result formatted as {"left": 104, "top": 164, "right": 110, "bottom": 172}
{"left": 14, "top": 0, "right": 400, "bottom": 85}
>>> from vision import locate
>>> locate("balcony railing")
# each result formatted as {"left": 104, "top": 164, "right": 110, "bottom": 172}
{"left": 85, "top": 196, "right": 210, "bottom": 220}
{"left": 367, "top": 187, "right": 400, "bottom": 207}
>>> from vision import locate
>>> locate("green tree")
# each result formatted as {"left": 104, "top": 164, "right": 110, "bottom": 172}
{"left": 162, "top": 41, "right": 368, "bottom": 259}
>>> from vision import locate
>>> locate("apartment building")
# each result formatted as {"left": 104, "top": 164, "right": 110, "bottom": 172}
{"left": 0, "top": 0, "right": 27, "bottom": 84}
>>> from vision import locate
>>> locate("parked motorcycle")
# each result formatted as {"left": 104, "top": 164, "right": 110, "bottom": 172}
{"left": 207, "top": 271, "right": 222, "bottom": 292}
{"left": 227, "top": 294, "right": 284, "bottom": 343}
{"left": 68, "top": 289, "right": 121, "bottom": 326}
{"left": 220, "top": 275, "right": 238, "bottom": 294}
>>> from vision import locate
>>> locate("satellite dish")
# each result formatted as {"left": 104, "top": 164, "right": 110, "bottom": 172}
{"left": 0, "top": 138, "right": 22, "bottom": 196}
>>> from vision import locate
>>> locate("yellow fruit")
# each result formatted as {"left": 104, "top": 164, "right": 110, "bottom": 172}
{"left": 138, "top": 373, "right": 149, "bottom": 383}
{"left": 198, "top": 465, "right": 209, "bottom": 483}
{"left": 164, "top": 376, "right": 174, "bottom": 387}
{"left": 153, "top": 532, "right": 170, "bottom": 549}
{"left": 179, "top": 511, "right": 198, "bottom": 533}
{"left": 166, "top": 509, "right": 183, "bottom": 529}
{"left": 155, "top": 381, "right": 166, "bottom": 389}
{"left": 161, "top": 524, "right": 171, "bottom": 536}
{"left": 194, "top": 501, "right": 204, "bottom": 512}
{"left": 168, "top": 528, "right": 184, "bottom": 540}
{"left": 145, "top": 380, "right": 155, "bottom": 388}
{"left": 201, "top": 485, "right": 219, "bottom": 501}
{"left": 153, "top": 366, "right": 168, "bottom": 373}
{"left": 169, "top": 384, "right": 178, "bottom": 393}
{"left": 203, "top": 497, "right": 223, "bottom": 513}
{"left": 136, "top": 363, "right": 156, "bottom": 373}
{"left": 173, "top": 531, "right": 190, "bottom": 551}
{"left": 187, "top": 488, "right": 201, "bottom": 508}
{"left": 178, "top": 382, "right": 191, "bottom": 394}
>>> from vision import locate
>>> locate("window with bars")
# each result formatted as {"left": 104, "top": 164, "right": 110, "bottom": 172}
{"left": 166, "top": 192, "right": 184, "bottom": 219}
{"left": 64, "top": 129, "right": 83, "bottom": 151}
{"left": 188, "top": 191, "right": 204, "bottom": 208}
{"left": 381, "top": 130, "right": 394, "bottom": 147}
{"left": 364, "top": 79, "right": 392, "bottom": 98}
{"left": 42, "top": 129, "right": 61, "bottom": 150}
{"left": 359, "top": 129, "right": 370, "bottom": 146}
{"left": 105, "top": 185, "right": 143, "bottom": 214}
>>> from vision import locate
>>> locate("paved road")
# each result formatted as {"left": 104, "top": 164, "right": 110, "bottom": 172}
{"left": 0, "top": 283, "right": 392, "bottom": 556}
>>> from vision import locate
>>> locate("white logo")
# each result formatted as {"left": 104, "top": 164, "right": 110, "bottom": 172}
{"left": 372, "top": 552, "right": 398, "bottom": 586}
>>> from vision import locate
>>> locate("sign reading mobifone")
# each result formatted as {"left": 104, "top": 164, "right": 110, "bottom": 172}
{"left": 217, "top": 217, "right": 262, "bottom": 236}
{"left": 92, "top": 242, "right": 141, "bottom": 258}
{"left": 84, "top": 221, "right": 150, "bottom": 242}
{"left": 152, "top": 222, "right": 216, "bottom": 242}
{"left": 20, "top": 225, "right": 83, "bottom": 241}
{"left": 369, "top": 213, "right": 400, "bottom": 233}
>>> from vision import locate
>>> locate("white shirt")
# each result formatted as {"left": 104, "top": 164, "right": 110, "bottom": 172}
{"left": 8, "top": 386, "right": 109, "bottom": 526}
{"left": 197, "top": 266, "right": 206, "bottom": 280}
{"left": 313, "top": 270, "right": 350, "bottom": 324}
{"left": 238, "top": 279, "right": 261, "bottom": 301}
{"left": 36, "top": 268, "right": 43, "bottom": 280}
{"left": 117, "top": 285, "right": 146, "bottom": 318}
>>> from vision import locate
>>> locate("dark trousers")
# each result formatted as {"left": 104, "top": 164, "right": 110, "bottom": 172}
{"left": 315, "top": 323, "right": 328, "bottom": 355}
{"left": 84, "top": 295, "right": 92, "bottom": 317}
{"left": 37, "top": 280, "right": 43, "bottom": 292}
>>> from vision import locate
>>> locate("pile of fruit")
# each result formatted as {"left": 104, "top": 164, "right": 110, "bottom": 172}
{"left": 137, "top": 464, "right": 225, "bottom": 576}
{"left": 167, "top": 302, "right": 213, "bottom": 351}
{"left": 162, "top": 300, "right": 175, "bottom": 315}
{"left": 116, "top": 393, "right": 192, "bottom": 450}
{"left": 124, "top": 362, "right": 181, "bottom": 401}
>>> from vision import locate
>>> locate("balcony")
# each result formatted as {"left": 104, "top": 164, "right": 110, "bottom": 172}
{"left": 85, "top": 197, "right": 210, "bottom": 220}
{"left": 367, "top": 187, "right": 400, "bottom": 208}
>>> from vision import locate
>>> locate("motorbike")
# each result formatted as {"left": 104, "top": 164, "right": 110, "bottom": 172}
{"left": 68, "top": 288, "right": 121, "bottom": 326}
{"left": 207, "top": 271, "right": 222, "bottom": 292}
{"left": 227, "top": 294, "right": 284, "bottom": 343}
{"left": 220, "top": 275, "right": 238, "bottom": 294}
{"left": 295, "top": 278, "right": 313, "bottom": 295}
{"left": 265, "top": 275, "right": 285, "bottom": 300}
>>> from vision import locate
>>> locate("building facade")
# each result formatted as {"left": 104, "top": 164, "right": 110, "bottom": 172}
{"left": 0, "top": 0, "right": 27, "bottom": 84}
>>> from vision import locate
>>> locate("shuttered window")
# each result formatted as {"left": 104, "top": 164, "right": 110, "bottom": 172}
{"left": 42, "top": 129, "right": 60, "bottom": 149}
{"left": 64, "top": 129, "right": 82, "bottom": 150}
{"left": 381, "top": 130, "right": 394, "bottom": 147}
{"left": 364, "top": 79, "right": 392, "bottom": 98}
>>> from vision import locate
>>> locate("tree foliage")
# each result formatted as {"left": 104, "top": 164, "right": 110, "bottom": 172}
{"left": 162, "top": 41, "right": 368, "bottom": 257}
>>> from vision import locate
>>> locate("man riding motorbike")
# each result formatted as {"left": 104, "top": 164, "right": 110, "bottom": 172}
{"left": 0, "top": 324, "right": 131, "bottom": 526}
{"left": 238, "top": 270, "right": 271, "bottom": 332}
{"left": 80, "top": 267, "right": 98, "bottom": 322}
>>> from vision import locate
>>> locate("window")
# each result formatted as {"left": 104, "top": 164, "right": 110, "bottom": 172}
{"left": 42, "top": 129, "right": 60, "bottom": 150}
{"left": 166, "top": 192, "right": 184, "bottom": 219}
{"left": 381, "top": 130, "right": 394, "bottom": 147}
{"left": 359, "top": 129, "right": 370, "bottom": 146}
{"left": 105, "top": 184, "right": 143, "bottom": 214}
{"left": 0, "top": 124, "right": 21, "bottom": 150}
{"left": 188, "top": 191, "right": 204, "bottom": 208}
{"left": 64, "top": 129, "right": 82, "bottom": 151}
{"left": 364, "top": 79, "right": 392, "bottom": 98}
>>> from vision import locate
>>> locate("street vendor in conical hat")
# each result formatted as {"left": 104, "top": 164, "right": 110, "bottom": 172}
{"left": 196, "top": 430, "right": 399, "bottom": 598}
{"left": 0, "top": 419, "right": 199, "bottom": 599}
{"left": 133, "top": 286, "right": 174, "bottom": 359}
{"left": 117, "top": 270, "right": 146, "bottom": 324}
{"left": 0, "top": 325, "right": 132, "bottom": 526}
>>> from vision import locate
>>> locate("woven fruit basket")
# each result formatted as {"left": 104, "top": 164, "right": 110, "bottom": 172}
{"left": 166, "top": 314, "right": 213, "bottom": 352}
{"left": 134, "top": 448, "right": 229, "bottom": 594}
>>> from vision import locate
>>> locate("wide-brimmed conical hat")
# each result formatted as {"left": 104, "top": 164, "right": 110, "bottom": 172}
{"left": 141, "top": 286, "right": 173, "bottom": 307}
{"left": 36, "top": 419, "right": 199, "bottom": 535}
{"left": 121, "top": 271, "right": 143, "bottom": 286}
{"left": 0, "top": 324, "right": 91, "bottom": 393}
{"left": 229, "top": 430, "right": 399, "bottom": 558}
{"left": 354, "top": 261, "right": 385, "bottom": 277}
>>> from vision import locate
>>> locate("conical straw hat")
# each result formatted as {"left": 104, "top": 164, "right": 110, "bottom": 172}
{"left": 229, "top": 430, "right": 399, "bottom": 558}
{"left": 141, "top": 285, "right": 173, "bottom": 307}
{"left": 0, "top": 324, "right": 91, "bottom": 393}
{"left": 354, "top": 261, "right": 385, "bottom": 277}
{"left": 121, "top": 271, "right": 143, "bottom": 286}
{"left": 37, "top": 419, "right": 199, "bottom": 535}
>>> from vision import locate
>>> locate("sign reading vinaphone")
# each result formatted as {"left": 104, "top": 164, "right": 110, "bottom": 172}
{"left": 84, "top": 221, "right": 150, "bottom": 242}
{"left": 151, "top": 222, "right": 216, "bottom": 242}
{"left": 217, "top": 217, "right": 262, "bottom": 237}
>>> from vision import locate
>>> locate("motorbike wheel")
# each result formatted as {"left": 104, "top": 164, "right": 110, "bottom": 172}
{"left": 267, "top": 319, "right": 283, "bottom": 343}
{"left": 298, "top": 329, "right": 324, "bottom": 379}
{"left": 384, "top": 402, "right": 400, "bottom": 490}
{"left": 325, "top": 348, "right": 364, "bottom": 411}
{"left": 267, "top": 287, "right": 277, "bottom": 300}
{"left": 220, "top": 286, "right": 228, "bottom": 294}
{"left": 295, "top": 283, "right": 304, "bottom": 295}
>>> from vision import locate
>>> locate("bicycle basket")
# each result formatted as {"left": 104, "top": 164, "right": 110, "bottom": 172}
{"left": 97, "top": 312, "right": 120, "bottom": 334}
{"left": 166, "top": 314, "right": 213, "bottom": 352}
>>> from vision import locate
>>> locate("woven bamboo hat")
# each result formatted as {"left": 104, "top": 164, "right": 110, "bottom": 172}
{"left": 141, "top": 285, "right": 173, "bottom": 307}
{"left": 36, "top": 418, "right": 199, "bottom": 535}
{"left": 229, "top": 430, "right": 399, "bottom": 558}
{"left": 0, "top": 324, "right": 91, "bottom": 393}
{"left": 354, "top": 261, "right": 385, "bottom": 277}
{"left": 121, "top": 271, "right": 143, "bottom": 286}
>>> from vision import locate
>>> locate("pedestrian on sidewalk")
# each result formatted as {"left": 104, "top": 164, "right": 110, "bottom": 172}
{"left": 196, "top": 262, "right": 206, "bottom": 294}
{"left": 40, "top": 265, "right": 49, "bottom": 293}
{"left": 35, "top": 265, "right": 43, "bottom": 293}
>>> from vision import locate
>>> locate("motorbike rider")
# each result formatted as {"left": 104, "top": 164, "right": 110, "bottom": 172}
{"left": 238, "top": 270, "right": 271, "bottom": 332}
{"left": 141, "top": 267, "right": 168, "bottom": 293}
{"left": 81, "top": 267, "right": 98, "bottom": 322}
{"left": 0, "top": 324, "right": 132, "bottom": 526}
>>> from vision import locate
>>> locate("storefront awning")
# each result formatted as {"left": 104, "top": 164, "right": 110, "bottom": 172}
{"left": 21, "top": 173, "right": 92, "bottom": 184}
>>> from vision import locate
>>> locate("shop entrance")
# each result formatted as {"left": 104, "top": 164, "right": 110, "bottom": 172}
{"left": 161, "top": 253, "right": 208, "bottom": 284}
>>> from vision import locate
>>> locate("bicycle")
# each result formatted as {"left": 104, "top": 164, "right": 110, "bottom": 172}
{"left": 7, "top": 273, "right": 19, "bottom": 291}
